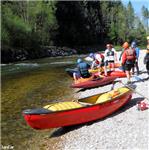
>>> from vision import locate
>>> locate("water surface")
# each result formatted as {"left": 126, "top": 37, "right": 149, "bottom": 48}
{"left": 1, "top": 56, "right": 80, "bottom": 149}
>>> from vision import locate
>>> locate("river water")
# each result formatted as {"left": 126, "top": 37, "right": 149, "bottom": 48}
{"left": 1, "top": 56, "right": 81, "bottom": 149}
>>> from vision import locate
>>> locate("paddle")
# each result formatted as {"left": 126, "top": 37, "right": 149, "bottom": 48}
{"left": 117, "top": 80, "right": 149, "bottom": 101}
{"left": 110, "top": 80, "right": 117, "bottom": 90}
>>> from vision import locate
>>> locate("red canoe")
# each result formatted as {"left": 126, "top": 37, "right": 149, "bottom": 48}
{"left": 22, "top": 87, "right": 132, "bottom": 129}
{"left": 71, "top": 76, "right": 117, "bottom": 88}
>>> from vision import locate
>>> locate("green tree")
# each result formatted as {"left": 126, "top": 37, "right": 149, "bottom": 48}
{"left": 55, "top": 1, "right": 103, "bottom": 46}
{"left": 142, "top": 5, "right": 149, "bottom": 32}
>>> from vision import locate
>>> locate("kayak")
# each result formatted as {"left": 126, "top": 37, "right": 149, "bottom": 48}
{"left": 109, "top": 63, "right": 121, "bottom": 68}
{"left": 89, "top": 68, "right": 104, "bottom": 73}
{"left": 89, "top": 63, "right": 121, "bottom": 73}
{"left": 94, "top": 70, "right": 126, "bottom": 78}
{"left": 22, "top": 87, "right": 132, "bottom": 129}
{"left": 108, "top": 70, "right": 126, "bottom": 77}
{"left": 66, "top": 67, "right": 126, "bottom": 79}
{"left": 71, "top": 76, "right": 117, "bottom": 88}
{"left": 66, "top": 63, "right": 121, "bottom": 77}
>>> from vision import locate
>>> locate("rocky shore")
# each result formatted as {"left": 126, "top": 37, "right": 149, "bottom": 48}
{"left": 1, "top": 46, "right": 77, "bottom": 63}
{"left": 46, "top": 50, "right": 149, "bottom": 150}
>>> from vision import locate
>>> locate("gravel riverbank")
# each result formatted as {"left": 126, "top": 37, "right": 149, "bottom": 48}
{"left": 47, "top": 50, "right": 149, "bottom": 150}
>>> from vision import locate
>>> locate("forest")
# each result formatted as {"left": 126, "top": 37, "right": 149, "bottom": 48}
{"left": 1, "top": 1, "right": 149, "bottom": 63}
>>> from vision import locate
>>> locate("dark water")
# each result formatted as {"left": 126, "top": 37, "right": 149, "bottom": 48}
{"left": 1, "top": 56, "right": 80, "bottom": 149}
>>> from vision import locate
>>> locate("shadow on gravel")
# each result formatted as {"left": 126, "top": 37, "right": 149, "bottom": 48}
{"left": 50, "top": 124, "right": 85, "bottom": 138}
{"left": 50, "top": 97, "right": 143, "bottom": 138}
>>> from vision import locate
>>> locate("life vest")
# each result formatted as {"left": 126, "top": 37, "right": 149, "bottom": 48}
{"left": 78, "top": 62, "right": 90, "bottom": 78}
{"left": 95, "top": 60, "right": 100, "bottom": 64}
{"left": 106, "top": 50, "right": 115, "bottom": 61}
{"left": 126, "top": 48, "right": 136, "bottom": 60}
{"left": 95, "top": 53, "right": 104, "bottom": 64}
{"left": 107, "top": 50, "right": 114, "bottom": 57}
{"left": 99, "top": 53, "right": 104, "bottom": 59}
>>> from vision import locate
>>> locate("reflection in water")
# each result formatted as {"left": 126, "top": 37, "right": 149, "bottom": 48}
{"left": 1, "top": 56, "right": 80, "bottom": 149}
{"left": 50, "top": 61, "right": 74, "bottom": 65}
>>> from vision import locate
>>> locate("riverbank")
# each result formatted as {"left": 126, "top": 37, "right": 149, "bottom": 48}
{"left": 1, "top": 45, "right": 108, "bottom": 63}
{"left": 45, "top": 50, "right": 149, "bottom": 150}
{"left": 1, "top": 46, "right": 77, "bottom": 63}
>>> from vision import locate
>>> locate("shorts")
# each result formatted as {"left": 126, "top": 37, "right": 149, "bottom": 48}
{"left": 124, "top": 63, "right": 134, "bottom": 71}
{"left": 108, "top": 60, "right": 114, "bottom": 63}
{"left": 104, "top": 60, "right": 114, "bottom": 66}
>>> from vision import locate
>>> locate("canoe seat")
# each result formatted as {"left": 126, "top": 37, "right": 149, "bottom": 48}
{"left": 44, "top": 102, "right": 82, "bottom": 111}
{"left": 96, "top": 87, "right": 129, "bottom": 104}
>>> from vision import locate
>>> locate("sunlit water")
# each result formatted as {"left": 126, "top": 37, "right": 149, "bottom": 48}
{"left": 1, "top": 56, "right": 81, "bottom": 149}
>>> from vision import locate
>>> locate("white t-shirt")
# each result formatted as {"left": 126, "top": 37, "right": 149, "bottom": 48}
{"left": 104, "top": 48, "right": 116, "bottom": 61}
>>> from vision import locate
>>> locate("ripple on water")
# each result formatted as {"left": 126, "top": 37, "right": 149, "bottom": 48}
{"left": 1, "top": 56, "right": 78, "bottom": 149}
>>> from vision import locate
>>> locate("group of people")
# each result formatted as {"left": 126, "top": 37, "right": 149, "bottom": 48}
{"left": 144, "top": 36, "right": 149, "bottom": 75}
{"left": 74, "top": 37, "right": 149, "bottom": 84}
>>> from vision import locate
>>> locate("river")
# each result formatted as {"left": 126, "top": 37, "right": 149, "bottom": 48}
{"left": 1, "top": 56, "right": 81, "bottom": 149}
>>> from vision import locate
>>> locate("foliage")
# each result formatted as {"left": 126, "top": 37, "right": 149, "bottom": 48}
{"left": 1, "top": 0, "right": 148, "bottom": 57}
{"left": 142, "top": 5, "right": 149, "bottom": 33}
{"left": 1, "top": 1, "right": 57, "bottom": 50}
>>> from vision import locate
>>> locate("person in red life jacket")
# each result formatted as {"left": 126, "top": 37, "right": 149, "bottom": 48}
{"left": 122, "top": 42, "right": 136, "bottom": 83}
{"left": 104, "top": 44, "right": 118, "bottom": 76}
{"left": 89, "top": 53, "right": 105, "bottom": 75}
{"left": 89, "top": 53, "right": 104, "bottom": 69}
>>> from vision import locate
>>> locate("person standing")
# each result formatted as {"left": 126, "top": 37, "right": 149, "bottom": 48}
{"left": 144, "top": 36, "right": 149, "bottom": 75}
{"left": 122, "top": 42, "right": 136, "bottom": 83}
{"left": 104, "top": 44, "right": 117, "bottom": 76}
{"left": 131, "top": 41, "right": 140, "bottom": 75}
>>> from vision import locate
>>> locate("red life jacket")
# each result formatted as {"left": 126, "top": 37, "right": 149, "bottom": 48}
{"left": 100, "top": 53, "right": 104, "bottom": 59}
{"left": 126, "top": 48, "right": 136, "bottom": 60}
{"left": 95, "top": 53, "right": 104, "bottom": 64}
{"left": 95, "top": 60, "right": 100, "bottom": 64}
{"left": 96, "top": 53, "right": 104, "bottom": 59}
